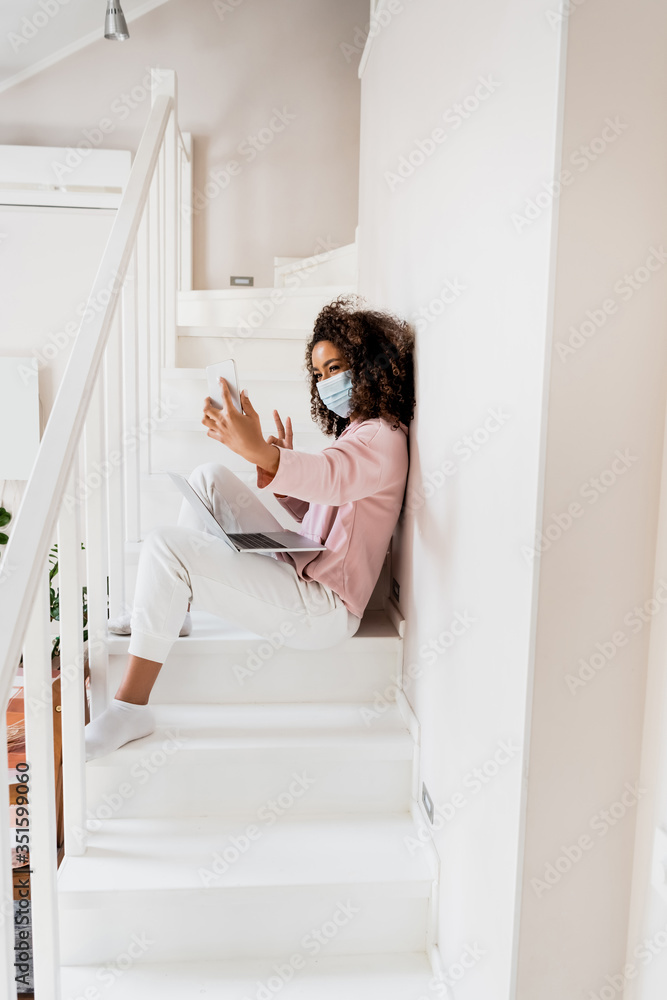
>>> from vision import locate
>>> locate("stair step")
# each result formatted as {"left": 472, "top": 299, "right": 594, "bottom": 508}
{"left": 61, "top": 951, "right": 437, "bottom": 998}
{"left": 177, "top": 285, "right": 354, "bottom": 330}
{"left": 163, "top": 366, "right": 302, "bottom": 381}
{"left": 85, "top": 702, "right": 413, "bottom": 819}
{"left": 160, "top": 372, "right": 317, "bottom": 427}
{"left": 106, "top": 610, "right": 402, "bottom": 705}
{"left": 177, "top": 335, "right": 309, "bottom": 369}
{"left": 57, "top": 815, "right": 434, "bottom": 964}
{"left": 274, "top": 242, "right": 357, "bottom": 289}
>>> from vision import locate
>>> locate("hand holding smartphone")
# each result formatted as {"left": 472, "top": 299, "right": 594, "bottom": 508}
{"left": 205, "top": 359, "right": 243, "bottom": 413}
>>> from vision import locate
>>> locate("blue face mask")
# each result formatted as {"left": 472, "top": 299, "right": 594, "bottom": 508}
{"left": 316, "top": 368, "right": 353, "bottom": 418}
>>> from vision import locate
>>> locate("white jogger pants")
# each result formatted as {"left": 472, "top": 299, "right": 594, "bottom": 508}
{"left": 127, "top": 462, "right": 362, "bottom": 662}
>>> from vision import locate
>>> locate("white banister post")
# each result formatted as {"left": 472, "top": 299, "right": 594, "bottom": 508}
{"left": 23, "top": 573, "right": 61, "bottom": 999}
{"left": 152, "top": 67, "right": 177, "bottom": 370}
{"left": 84, "top": 373, "right": 110, "bottom": 718}
{"left": 136, "top": 200, "right": 152, "bottom": 500}
{"left": 122, "top": 245, "right": 142, "bottom": 544}
{"left": 159, "top": 140, "right": 167, "bottom": 370}
{"left": 180, "top": 131, "right": 193, "bottom": 292}
{"left": 148, "top": 149, "right": 162, "bottom": 466}
{"left": 0, "top": 709, "right": 17, "bottom": 1000}
{"left": 58, "top": 453, "right": 87, "bottom": 858}
{"left": 105, "top": 303, "right": 126, "bottom": 619}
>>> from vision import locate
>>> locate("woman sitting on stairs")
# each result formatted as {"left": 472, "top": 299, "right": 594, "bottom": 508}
{"left": 84, "top": 294, "right": 415, "bottom": 761}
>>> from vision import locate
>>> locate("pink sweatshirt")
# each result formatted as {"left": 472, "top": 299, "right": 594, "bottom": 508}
{"left": 256, "top": 417, "right": 410, "bottom": 619}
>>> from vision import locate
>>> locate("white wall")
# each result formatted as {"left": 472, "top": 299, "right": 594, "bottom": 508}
{"left": 515, "top": 2, "right": 667, "bottom": 998}
{"left": 358, "top": 0, "right": 667, "bottom": 996}
{"left": 357, "top": 1, "right": 563, "bottom": 996}
{"left": 0, "top": 0, "right": 366, "bottom": 288}
{"left": 0, "top": 205, "right": 115, "bottom": 422}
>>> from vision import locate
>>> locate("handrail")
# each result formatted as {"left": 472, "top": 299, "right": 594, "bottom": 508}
{"left": 0, "top": 93, "right": 172, "bottom": 709}
{"left": 0, "top": 67, "right": 189, "bottom": 998}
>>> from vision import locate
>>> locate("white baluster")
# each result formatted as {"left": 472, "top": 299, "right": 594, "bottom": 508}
{"left": 179, "top": 132, "right": 193, "bottom": 292}
{"left": 83, "top": 373, "right": 109, "bottom": 718}
{"left": 58, "top": 455, "right": 87, "bottom": 859}
{"left": 153, "top": 68, "right": 178, "bottom": 367}
{"left": 148, "top": 143, "right": 162, "bottom": 476}
{"left": 137, "top": 200, "right": 152, "bottom": 492}
{"left": 105, "top": 303, "right": 126, "bottom": 619}
{"left": 122, "top": 244, "right": 142, "bottom": 544}
{"left": 23, "top": 574, "right": 61, "bottom": 999}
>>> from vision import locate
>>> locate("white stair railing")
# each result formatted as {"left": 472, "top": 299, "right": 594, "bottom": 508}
{"left": 0, "top": 67, "right": 191, "bottom": 1000}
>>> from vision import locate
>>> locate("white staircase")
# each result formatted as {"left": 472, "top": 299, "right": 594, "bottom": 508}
{"left": 55, "top": 241, "right": 441, "bottom": 994}
{"left": 58, "top": 607, "right": 439, "bottom": 994}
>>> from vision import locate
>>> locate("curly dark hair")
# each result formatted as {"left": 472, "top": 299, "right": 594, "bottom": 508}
{"left": 304, "top": 295, "right": 415, "bottom": 438}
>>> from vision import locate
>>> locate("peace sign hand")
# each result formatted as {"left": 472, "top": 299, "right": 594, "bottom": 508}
{"left": 266, "top": 410, "right": 293, "bottom": 451}
{"left": 257, "top": 410, "right": 292, "bottom": 490}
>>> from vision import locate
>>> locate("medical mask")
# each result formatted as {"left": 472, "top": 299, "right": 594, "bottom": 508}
{"left": 316, "top": 369, "right": 353, "bottom": 418}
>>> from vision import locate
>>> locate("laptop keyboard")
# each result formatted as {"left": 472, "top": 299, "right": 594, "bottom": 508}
{"left": 227, "top": 532, "right": 287, "bottom": 550}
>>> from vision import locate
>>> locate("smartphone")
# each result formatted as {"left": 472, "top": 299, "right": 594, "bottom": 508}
{"left": 205, "top": 359, "right": 243, "bottom": 413}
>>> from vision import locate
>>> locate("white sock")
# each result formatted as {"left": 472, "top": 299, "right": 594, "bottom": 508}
{"left": 85, "top": 697, "right": 155, "bottom": 762}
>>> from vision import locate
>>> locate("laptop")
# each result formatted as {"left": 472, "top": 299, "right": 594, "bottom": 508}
{"left": 167, "top": 472, "right": 326, "bottom": 553}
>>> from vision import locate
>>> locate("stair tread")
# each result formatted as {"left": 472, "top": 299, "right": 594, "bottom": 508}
{"left": 60, "top": 952, "right": 436, "bottom": 997}
{"left": 57, "top": 814, "right": 433, "bottom": 895}
{"left": 86, "top": 702, "right": 411, "bottom": 759}
{"left": 179, "top": 284, "right": 354, "bottom": 301}
{"left": 107, "top": 608, "right": 401, "bottom": 652}
{"left": 162, "top": 367, "right": 307, "bottom": 381}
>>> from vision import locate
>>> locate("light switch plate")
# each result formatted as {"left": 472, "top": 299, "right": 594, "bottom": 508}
{"left": 422, "top": 782, "right": 434, "bottom": 825}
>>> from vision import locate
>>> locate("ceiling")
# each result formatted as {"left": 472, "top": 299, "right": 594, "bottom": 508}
{"left": 0, "top": 0, "right": 171, "bottom": 93}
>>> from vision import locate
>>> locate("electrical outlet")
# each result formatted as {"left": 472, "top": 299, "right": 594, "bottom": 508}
{"left": 422, "top": 782, "right": 434, "bottom": 824}
{"left": 230, "top": 275, "right": 254, "bottom": 286}
{"left": 391, "top": 577, "right": 400, "bottom": 602}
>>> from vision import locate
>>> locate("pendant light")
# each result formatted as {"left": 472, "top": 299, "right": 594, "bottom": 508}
{"left": 104, "top": 2, "right": 130, "bottom": 41}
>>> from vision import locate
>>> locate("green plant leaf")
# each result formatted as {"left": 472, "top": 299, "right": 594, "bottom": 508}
{"left": 0, "top": 533, "right": 8, "bottom": 546}
{"left": 0, "top": 507, "right": 10, "bottom": 527}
